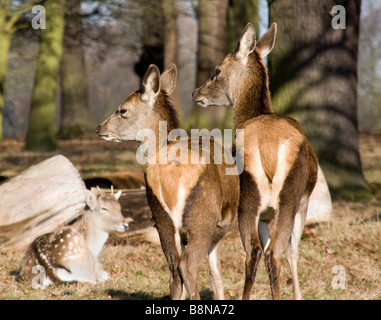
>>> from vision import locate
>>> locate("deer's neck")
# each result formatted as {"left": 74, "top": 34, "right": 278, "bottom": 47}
{"left": 233, "top": 52, "right": 273, "bottom": 129}
{"left": 151, "top": 93, "right": 179, "bottom": 149}
{"left": 77, "top": 212, "right": 108, "bottom": 258}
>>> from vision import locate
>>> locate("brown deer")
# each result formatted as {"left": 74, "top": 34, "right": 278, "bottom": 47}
{"left": 17, "top": 187, "right": 129, "bottom": 288}
{"left": 96, "top": 64, "right": 240, "bottom": 300}
{"left": 193, "top": 23, "right": 318, "bottom": 300}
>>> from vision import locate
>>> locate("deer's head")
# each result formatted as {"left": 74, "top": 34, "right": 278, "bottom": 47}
{"left": 192, "top": 23, "right": 277, "bottom": 108}
{"left": 96, "top": 64, "right": 177, "bottom": 142}
{"left": 85, "top": 187, "right": 129, "bottom": 233}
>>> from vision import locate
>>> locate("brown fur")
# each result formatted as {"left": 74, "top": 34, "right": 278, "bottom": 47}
{"left": 193, "top": 23, "right": 318, "bottom": 300}
{"left": 97, "top": 64, "right": 240, "bottom": 300}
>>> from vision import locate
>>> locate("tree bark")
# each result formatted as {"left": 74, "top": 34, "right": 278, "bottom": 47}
{"left": 0, "top": 155, "right": 87, "bottom": 251}
{"left": 59, "top": 0, "right": 93, "bottom": 137}
{"left": 190, "top": 0, "right": 229, "bottom": 131}
{"left": 0, "top": 0, "right": 35, "bottom": 141}
{"left": 25, "top": 0, "right": 65, "bottom": 151}
{"left": 227, "top": 0, "right": 258, "bottom": 53}
{"left": 162, "top": 0, "right": 180, "bottom": 112}
{"left": 0, "top": 32, "right": 11, "bottom": 142}
{"left": 268, "top": 0, "right": 372, "bottom": 200}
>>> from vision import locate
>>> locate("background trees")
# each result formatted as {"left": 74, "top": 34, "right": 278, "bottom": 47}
{"left": 0, "top": 0, "right": 37, "bottom": 142}
{"left": 25, "top": 0, "right": 65, "bottom": 151}
{"left": 1, "top": 0, "right": 380, "bottom": 200}
{"left": 268, "top": 0, "right": 372, "bottom": 200}
{"left": 59, "top": 0, "right": 93, "bottom": 137}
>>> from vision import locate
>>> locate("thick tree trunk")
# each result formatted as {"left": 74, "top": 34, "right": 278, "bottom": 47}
{"left": 227, "top": 0, "right": 258, "bottom": 53}
{"left": 0, "top": 32, "right": 11, "bottom": 142}
{"left": 162, "top": 0, "right": 180, "bottom": 112}
{"left": 0, "top": 155, "right": 87, "bottom": 251}
{"left": 59, "top": 0, "right": 93, "bottom": 137}
{"left": 190, "top": 0, "right": 229, "bottom": 130}
{"left": 25, "top": 0, "right": 65, "bottom": 151}
{"left": 268, "top": 0, "right": 372, "bottom": 200}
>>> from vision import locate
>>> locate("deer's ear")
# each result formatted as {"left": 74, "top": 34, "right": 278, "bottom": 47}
{"left": 160, "top": 63, "right": 177, "bottom": 95}
{"left": 141, "top": 64, "right": 161, "bottom": 102}
{"left": 114, "top": 190, "right": 122, "bottom": 200}
{"left": 235, "top": 23, "right": 256, "bottom": 63}
{"left": 85, "top": 190, "right": 98, "bottom": 211}
{"left": 256, "top": 22, "right": 277, "bottom": 58}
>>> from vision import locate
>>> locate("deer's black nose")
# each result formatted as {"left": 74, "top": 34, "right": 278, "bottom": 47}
{"left": 95, "top": 125, "right": 100, "bottom": 134}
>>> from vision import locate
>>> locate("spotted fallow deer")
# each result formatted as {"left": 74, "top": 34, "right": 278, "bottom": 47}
{"left": 96, "top": 64, "right": 240, "bottom": 300}
{"left": 17, "top": 187, "right": 129, "bottom": 287}
{"left": 192, "top": 23, "right": 318, "bottom": 300}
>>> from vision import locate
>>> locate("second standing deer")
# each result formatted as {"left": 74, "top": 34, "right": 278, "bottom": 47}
{"left": 96, "top": 64, "right": 240, "bottom": 299}
{"left": 193, "top": 23, "right": 318, "bottom": 300}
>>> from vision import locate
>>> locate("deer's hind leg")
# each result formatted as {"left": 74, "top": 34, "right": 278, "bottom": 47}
{"left": 145, "top": 183, "right": 184, "bottom": 300}
{"left": 179, "top": 176, "right": 221, "bottom": 300}
{"left": 286, "top": 193, "right": 309, "bottom": 300}
{"left": 54, "top": 250, "right": 98, "bottom": 284}
{"left": 264, "top": 163, "right": 307, "bottom": 300}
{"left": 238, "top": 170, "right": 263, "bottom": 300}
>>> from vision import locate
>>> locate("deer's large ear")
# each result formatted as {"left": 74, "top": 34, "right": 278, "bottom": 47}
{"left": 256, "top": 22, "right": 277, "bottom": 58}
{"left": 141, "top": 64, "right": 161, "bottom": 102}
{"left": 235, "top": 23, "right": 256, "bottom": 63}
{"left": 160, "top": 63, "right": 177, "bottom": 95}
{"left": 85, "top": 190, "right": 98, "bottom": 211}
{"left": 114, "top": 190, "right": 122, "bottom": 200}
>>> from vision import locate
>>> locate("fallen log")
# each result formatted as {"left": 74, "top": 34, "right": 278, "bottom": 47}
{"left": 0, "top": 155, "right": 87, "bottom": 251}
{"left": 0, "top": 155, "right": 331, "bottom": 250}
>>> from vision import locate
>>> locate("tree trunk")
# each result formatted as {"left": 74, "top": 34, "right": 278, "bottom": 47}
{"left": 25, "top": 0, "right": 65, "bottom": 151}
{"left": 190, "top": 0, "right": 229, "bottom": 131}
{"left": 0, "top": 155, "right": 87, "bottom": 251}
{"left": 0, "top": 0, "right": 37, "bottom": 141}
{"left": 59, "top": 0, "right": 93, "bottom": 137}
{"left": 227, "top": 0, "right": 258, "bottom": 53}
{"left": 134, "top": 0, "right": 164, "bottom": 79}
{"left": 357, "top": 1, "right": 381, "bottom": 131}
{"left": 0, "top": 0, "right": 15, "bottom": 142}
{"left": 0, "top": 32, "right": 11, "bottom": 142}
{"left": 163, "top": 0, "right": 180, "bottom": 113}
{"left": 268, "top": 0, "right": 372, "bottom": 200}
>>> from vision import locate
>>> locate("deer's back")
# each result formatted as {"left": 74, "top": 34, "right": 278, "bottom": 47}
{"left": 145, "top": 137, "right": 239, "bottom": 228}
{"left": 240, "top": 113, "right": 318, "bottom": 193}
{"left": 18, "top": 227, "right": 88, "bottom": 283}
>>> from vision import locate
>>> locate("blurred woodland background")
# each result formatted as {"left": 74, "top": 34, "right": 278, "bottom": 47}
{"left": 0, "top": 0, "right": 380, "bottom": 201}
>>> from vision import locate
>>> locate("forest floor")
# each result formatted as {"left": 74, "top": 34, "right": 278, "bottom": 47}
{"left": 0, "top": 132, "right": 380, "bottom": 300}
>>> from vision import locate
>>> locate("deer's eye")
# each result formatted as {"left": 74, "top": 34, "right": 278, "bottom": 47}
{"left": 119, "top": 109, "right": 128, "bottom": 117}
{"left": 101, "top": 207, "right": 109, "bottom": 213}
{"left": 211, "top": 69, "right": 221, "bottom": 81}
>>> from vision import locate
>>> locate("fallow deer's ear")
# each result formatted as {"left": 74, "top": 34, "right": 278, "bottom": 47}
{"left": 114, "top": 190, "right": 122, "bottom": 200}
{"left": 85, "top": 190, "right": 98, "bottom": 211}
{"left": 256, "top": 22, "right": 277, "bottom": 58}
{"left": 160, "top": 63, "right": 177, "bottom": 95}
{"left": 235, "top": 23, "right": 256, "bottom": 63}
{"left": 141, "top": 64, "right": 161, "bottom": 102}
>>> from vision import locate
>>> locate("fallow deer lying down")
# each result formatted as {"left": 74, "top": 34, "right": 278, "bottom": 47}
{"left": 17, "top": 187, "right": 129, "bottom": 287}
{"left": 193, "top": 23, "right": 318, "bottom": 300}
{"left": 96, "top": 64, "right": 240, "bottom": 299}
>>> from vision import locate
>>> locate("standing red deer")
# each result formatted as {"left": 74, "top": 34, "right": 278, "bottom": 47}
{"left": 96, "top": 64, "right": 240, "bottom": 299}
{"left": 193, "top": 23, "right": 318, "bottom": 300}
